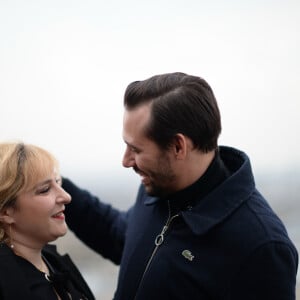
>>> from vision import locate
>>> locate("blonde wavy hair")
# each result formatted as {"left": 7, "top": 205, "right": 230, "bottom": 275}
{"left": 0, "top": 142, "right": 59, "bottom": 242}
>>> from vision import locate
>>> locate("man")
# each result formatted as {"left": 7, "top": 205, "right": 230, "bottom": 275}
{"left": 63, "top": 72, "right": 298, "bottom": 299}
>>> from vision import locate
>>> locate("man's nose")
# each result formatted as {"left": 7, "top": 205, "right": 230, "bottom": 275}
{"left": 122, "top": 148, "right": 135, "bottom": 168}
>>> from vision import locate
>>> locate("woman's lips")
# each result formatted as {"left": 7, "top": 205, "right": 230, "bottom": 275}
{"left": 52, "top": 211, "right": 65, "bottom": 220}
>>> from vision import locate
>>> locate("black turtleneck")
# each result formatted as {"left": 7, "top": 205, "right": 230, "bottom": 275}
{"left": 167, "top": 149, "right": 230, "bottom": 213}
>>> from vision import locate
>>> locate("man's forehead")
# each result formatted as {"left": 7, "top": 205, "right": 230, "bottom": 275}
{"left": 124, "top": 103, "right": 151, "bottom": 119}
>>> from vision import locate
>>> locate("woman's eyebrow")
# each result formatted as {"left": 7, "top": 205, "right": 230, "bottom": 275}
{"left": 32, "top": 178, "right": 52, "bottom": 190}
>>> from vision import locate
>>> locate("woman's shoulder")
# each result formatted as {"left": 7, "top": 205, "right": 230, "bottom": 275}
{"left": 42, "top": 243, "right": 95, "bottom": 300}
{"left": 42, "top": 243, "right": 59, "bottom": 255}
{"left": 42, "top": 243, "right": 72, "bottom": 271}
{"left": 0, "top": 243, "right": 13, "bottom": 257}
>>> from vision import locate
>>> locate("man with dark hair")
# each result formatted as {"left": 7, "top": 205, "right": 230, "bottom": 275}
{"left": 63, "top": 72, "right": 298, "bottom": 300}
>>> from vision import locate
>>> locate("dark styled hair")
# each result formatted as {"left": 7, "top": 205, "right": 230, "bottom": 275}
{"left": 124, "top": 72, "right": 221, "bottom": 152}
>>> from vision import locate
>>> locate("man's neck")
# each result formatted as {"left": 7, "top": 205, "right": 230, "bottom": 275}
{"left": 174, "top": 149, "right": 216, "bottom": 192}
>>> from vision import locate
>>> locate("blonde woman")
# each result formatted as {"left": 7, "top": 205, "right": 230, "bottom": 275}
{"left": 0, "top": 142, "right": 95, "bottom": 300}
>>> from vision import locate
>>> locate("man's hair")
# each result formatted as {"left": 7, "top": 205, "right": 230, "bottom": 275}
{"left": 124, "top": 72, "right": 221, "bottom": 152}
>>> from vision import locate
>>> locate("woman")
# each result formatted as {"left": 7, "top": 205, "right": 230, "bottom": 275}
{"left": 0, "top": 142, "right": 95, "bottom": 299}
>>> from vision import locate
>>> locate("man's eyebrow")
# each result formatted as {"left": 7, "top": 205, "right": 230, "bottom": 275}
{"left": 124, "top": 141, "right": 141, "bottom": 151}
{"left": 124, "top": 140, "right": 134, "bottom": 147}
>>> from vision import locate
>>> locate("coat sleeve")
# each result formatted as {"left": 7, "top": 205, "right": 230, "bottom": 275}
{"left": 62, "top": 177, "right": 131, "bottom": 265}
{"left": 229, "top": 241, "right": 298, "bottom": 300}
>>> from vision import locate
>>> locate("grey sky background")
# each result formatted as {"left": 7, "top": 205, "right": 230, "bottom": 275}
{"left": 1, "top": 0, "right": 299, "bottom": 181}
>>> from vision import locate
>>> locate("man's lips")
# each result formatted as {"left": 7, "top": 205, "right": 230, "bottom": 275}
{"left": 134, "top": 168, "right": 151, "bottom": 185}
{"left": 139, "top": 173, "right": 151, "bottom": 185}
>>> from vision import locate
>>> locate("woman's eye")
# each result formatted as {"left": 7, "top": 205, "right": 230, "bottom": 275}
{"left": 38, "top": 186, "right": 50, "bottom": 194}
{"left": 56, "top": 178, "right": 62, "bottom": 185}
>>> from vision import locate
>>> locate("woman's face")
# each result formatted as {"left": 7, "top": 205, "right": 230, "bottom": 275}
{"left": 9, "top": 171, "right": 71, "bottom": 248}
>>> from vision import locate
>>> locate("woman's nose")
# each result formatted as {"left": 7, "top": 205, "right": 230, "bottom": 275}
{"left": 57, "top": 186, "right": 72, "bottom": 203}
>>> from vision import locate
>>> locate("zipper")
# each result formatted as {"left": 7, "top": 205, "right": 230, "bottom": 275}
{"left": 154, "top": 213, "right": 179, "bottom": 246}
{"left": 133, "top": 200, "right": 179, "bottom": 299}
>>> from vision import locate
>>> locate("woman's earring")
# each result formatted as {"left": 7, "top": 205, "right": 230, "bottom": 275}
{"left": 9, "top": 225, "right": 14, "bottom": 249}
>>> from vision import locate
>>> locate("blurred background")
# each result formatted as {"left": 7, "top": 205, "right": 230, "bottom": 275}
{"left": 0, "top": 0, "right": 299, "bottom": 299}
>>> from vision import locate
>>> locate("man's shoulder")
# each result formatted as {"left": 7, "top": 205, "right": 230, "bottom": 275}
{"left": 245, "top": 191, "right": 292, "bottom": 242}
{"left": 226, "top": 191, "right": 294, "bottom": 250}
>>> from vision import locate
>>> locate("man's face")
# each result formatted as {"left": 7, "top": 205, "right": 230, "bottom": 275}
{"left": 122, "top": 103, "right": 177, "bottom": 197}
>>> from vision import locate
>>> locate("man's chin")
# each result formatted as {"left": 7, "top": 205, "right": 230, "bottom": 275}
{"left": 144, "top": 184, "right": 165, "bottom": 197}
{"left": 143, "top": 183, "right": 155, "bottom": 196}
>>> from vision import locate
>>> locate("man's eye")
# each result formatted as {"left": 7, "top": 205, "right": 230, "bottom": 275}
{"left": 130, "top": 147, "right": 139, "bottom": 153}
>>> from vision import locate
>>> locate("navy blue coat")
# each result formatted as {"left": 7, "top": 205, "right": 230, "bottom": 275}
{"left": 63, "top": 146, "right": 298, "bottom": 299}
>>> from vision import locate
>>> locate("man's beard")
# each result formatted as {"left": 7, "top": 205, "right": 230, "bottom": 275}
{"left": 141, "top": 157, "right": 176, "bottom": 197}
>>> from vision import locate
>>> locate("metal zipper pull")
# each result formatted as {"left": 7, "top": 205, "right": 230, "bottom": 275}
{"left": 155, "top": 225, "right": 168, "bottom": 246}
{"left": 154, "top": 213, "right": 179, "bottom": 246}
{"left": 133, "top": 203, "right": 179, "bottom": 300}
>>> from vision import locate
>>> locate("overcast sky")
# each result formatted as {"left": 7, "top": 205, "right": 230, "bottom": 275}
{"left": 1, "top": 0, "right": 299, "bottom": 180}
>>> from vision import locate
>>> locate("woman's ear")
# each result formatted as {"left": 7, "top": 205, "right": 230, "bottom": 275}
{"left": 0, "top": 207, "right": 15, "bottom": 224}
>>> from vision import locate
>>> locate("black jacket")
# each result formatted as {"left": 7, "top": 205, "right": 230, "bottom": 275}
{"left": 0, "top": 243, "right": 95, "bottom": 300}
{"left": 64, "top": 146, "right": 298, "bottom": 299}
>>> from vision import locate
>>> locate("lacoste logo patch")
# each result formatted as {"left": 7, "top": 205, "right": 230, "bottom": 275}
{"left": 182, "top": 249, "right": 194, "bottom": 261}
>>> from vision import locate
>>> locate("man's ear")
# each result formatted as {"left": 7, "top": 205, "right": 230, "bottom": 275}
{"left": 0, "top": 207, "right": 15, "bottom": 224}
{"left": 172, "top": 133, "right": 187, "bottom": 159}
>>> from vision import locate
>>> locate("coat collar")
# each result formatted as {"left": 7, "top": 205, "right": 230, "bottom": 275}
{"left": 144, "top": 146, "right": 256, "bottom": 235}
